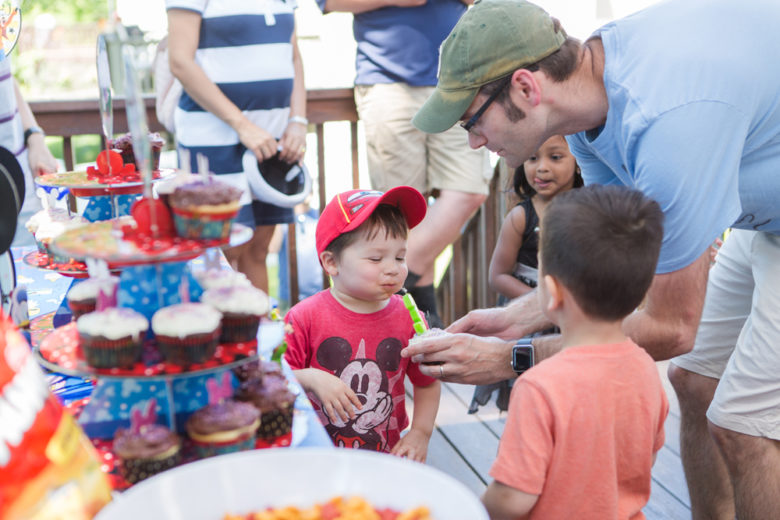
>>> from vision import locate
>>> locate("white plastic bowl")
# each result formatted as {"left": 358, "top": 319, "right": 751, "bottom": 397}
{"left": 95, "top": 447, "right": 488, "bottom": 520}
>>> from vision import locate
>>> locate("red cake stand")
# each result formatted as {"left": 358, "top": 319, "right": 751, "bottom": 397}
{"left": 22, "top": 250, "right": 122, "bottom": 278}
{"left": 48, "top": 217, "right": 253, "bottom": 268}
{"left": 35, "top": 168, "right": 175, "bottom": 197}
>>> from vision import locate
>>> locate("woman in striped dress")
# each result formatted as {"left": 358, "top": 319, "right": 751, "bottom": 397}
{"left": 167, "top": 0, "right": 307, "bottom": 292}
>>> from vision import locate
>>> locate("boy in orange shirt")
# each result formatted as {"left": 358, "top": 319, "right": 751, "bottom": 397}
{"left": 483, "top": 185, "right": 669, "bottom": 519}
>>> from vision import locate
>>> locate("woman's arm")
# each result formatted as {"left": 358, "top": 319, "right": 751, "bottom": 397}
{"left": 14, "top": 80, "right": 57, "bottom": 175}
{"left": 489, "top": 206, "right": 535, "bottom": 300}
{"left": 166, "top": 8, "right": 278, "bottom": 160}
{"left": 277, "top": 29, "right": 307, "bottom": 164}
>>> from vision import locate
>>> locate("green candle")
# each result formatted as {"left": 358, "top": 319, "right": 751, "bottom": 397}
{"left": 402, "top": 290, "right": 428, "bottom": 335}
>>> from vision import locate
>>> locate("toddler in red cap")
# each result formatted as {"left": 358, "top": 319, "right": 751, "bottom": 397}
{"left": 284, "top": 186, "right": 440, "bottom": 459}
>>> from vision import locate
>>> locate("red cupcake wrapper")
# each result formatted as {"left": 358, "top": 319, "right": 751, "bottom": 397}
{"left": 155, "top": 329, "right": 221, "bottom": 365}
{"left": 80, "top": 334, "right": 143, "bottom": 369}
{"left": 68, "top": 298, "right": 96, "bottom": 320}
{"left": 220, "top": 314, "right": 260, "bottom": 344}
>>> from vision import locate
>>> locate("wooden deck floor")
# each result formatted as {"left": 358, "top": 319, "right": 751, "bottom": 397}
{"left": 411, "top": 360, "right": 692, "bottom": 519}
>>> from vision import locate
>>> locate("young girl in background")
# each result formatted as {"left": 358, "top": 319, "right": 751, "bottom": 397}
{"left": 488, "top": 135, "right": 583, "bottom": 303}
{"left": 470, "top": 135, "right": 582, "bottom": 414}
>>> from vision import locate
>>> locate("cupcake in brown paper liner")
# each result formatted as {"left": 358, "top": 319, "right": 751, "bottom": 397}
{"left": 77, "top": 308, "right": 148, "bottom": 369}
{"left": 151, "top": 303, "right": 222, "bottom": 365}
{"left": 200, "top": 285, "right": 269, "bottom": 344}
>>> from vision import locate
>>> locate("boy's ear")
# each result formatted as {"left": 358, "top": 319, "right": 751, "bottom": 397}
{"left": 542, "top": 274, "right": 564, "bottom": 312}
{"left": 319, "top": 251, "right": 338, "bottom": 276}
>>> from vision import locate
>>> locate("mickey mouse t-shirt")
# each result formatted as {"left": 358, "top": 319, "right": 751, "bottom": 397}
{"left": 284, "top": 290, "right": 436, "bottom": 452}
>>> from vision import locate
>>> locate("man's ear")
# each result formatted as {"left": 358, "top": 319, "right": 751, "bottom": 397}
{"left": 320, "top": 251, "right": 338, "bottom": 276}
{"left": 510, "top": 68, "right": 542, "bottom": 106}
{"left": 542, "top": 274, "right": 564, "bottom": 312}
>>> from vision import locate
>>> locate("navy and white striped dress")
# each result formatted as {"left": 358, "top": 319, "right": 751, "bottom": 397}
{"left": 166, "top": 0, "right": 297, "bottom": 211}
{"left": 1, "top": 54, "right": 42, "bottom": 246}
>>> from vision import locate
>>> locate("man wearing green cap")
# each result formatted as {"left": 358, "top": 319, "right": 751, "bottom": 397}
{"left": 403, "top": 0, "right": 780, "bottom": 518}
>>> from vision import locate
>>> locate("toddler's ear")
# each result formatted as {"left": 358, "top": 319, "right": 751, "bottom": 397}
{"left": 543, "top": 274, "right": 563, "bottom": 312}
{"left": 320, "top": 251, "right": 338, "bottom": 276}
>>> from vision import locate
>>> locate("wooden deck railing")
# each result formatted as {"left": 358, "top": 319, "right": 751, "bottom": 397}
{"left": 29, "top": 90, "right": 501, "bottom": 318}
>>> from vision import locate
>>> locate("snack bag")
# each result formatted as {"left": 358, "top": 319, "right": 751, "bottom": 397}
{"left": 0, "top": 314, "right": 112, "bottom": 520}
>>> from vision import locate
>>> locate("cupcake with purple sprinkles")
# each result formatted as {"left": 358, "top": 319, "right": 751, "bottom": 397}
{"left": 152, "top": 303, "right": 222, "bottom": 365}
{"left": 185, "top": 372, "right": 260, "bottom": 458}
{"left": 235, "top": 377, "right": 295, "bottom": 441}
{"left": 232, "top": 359, "right": 285, "bottom": 384}
{"left": 113, "top": 399, "right": 181, "bottom": 484}
{"left": 77, "top": 307, "right": 148, "bottom": 369}
{"left": 200, "top": 285, "right": 269, "bottom": 344}
{"left": 169, "top": 177, "right": 242, "bottom": 240}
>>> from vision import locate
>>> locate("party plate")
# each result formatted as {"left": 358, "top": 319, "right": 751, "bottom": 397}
{"left": 95, "top": 447, "right": 488, "bottom": 520}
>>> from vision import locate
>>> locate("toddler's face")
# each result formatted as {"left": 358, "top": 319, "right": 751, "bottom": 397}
{"left": 523, "top": 135, "right": 578, "bottom": 200}
{"left": 332, "top": 229, "right": 408, "bottom": 306}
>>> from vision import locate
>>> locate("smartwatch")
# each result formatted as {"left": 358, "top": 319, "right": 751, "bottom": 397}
{"left": 23, "top": 126, "right": 44, "bottom": 146}
{"left": 511, "top": 338, "right": 535, "bottom": 375}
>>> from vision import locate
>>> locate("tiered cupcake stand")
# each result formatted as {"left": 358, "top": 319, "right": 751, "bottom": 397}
{"left": 27, "top": 175, "right": 303, "bottom": 490}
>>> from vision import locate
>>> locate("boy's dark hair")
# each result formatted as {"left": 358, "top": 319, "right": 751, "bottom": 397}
{"left": 325, "top": 204, "right": 409, "bottom": 259}
{"left": 512, "top": 161, "right": 584, "bottom": 199}
{"left": 539, "top": 185, "right": 664, "bottom": 321}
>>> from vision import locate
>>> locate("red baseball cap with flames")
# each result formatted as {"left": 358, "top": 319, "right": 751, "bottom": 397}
{"left": 315, "top": 186, "right": 427, "bottom": 256}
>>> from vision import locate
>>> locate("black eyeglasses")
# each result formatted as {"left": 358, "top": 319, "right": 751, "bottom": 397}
{"left": 460, "top": 76, "right": 512, "bottom": 134}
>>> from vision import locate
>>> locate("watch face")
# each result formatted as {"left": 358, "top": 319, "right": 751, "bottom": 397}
{"left": 512, "top": 346, "right": 534, "bottom": 373}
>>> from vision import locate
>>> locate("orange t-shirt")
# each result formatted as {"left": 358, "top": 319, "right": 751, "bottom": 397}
{"left": 490, "top": 340, "right": 668, "bottom": 520}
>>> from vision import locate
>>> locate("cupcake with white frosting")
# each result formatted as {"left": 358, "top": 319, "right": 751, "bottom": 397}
{"left": 152, "top": 303, "right": 222, "bottom": 365}
{"left": 66, "top": 276, "right": 120, "bottom": 320}
{"left": 28, "top": 208, "right": 88, "bottom": 262}
{"left": 77, "top": 307, "right": 149, "bottom": 369}
{"left": 193, "top": 268, "right": 252, "bottom": 292}
{"left": 200, "top": 286, "right": 269, "bottom": 344}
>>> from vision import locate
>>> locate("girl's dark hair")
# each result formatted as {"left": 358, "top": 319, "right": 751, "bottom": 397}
{"left": 512, "top": 160, "right": 584, "bottom": 199}
{"left": 325, "top": 204, "right": 409, "bottom": 259}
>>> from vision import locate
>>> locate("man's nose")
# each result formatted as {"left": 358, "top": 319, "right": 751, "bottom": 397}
{"left": 467, "top": 131, "right": 487, "bottom": 150}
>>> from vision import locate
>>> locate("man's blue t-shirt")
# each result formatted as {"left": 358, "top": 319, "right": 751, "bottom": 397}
{"left": 317, "top": 0, "right": 465, "bottom": 86}
{"left": 567, "top": 0, "right": 780, "bottom": 274}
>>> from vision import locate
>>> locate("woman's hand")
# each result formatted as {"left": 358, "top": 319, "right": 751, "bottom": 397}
{"left": 278, "top": 119, "right": 307, "bottom": 164}
{"left": 235, "top": 119, "right": 279, "bottom": 162}
{"left": 26, "top": 133, "right": 58, "bottom": 176}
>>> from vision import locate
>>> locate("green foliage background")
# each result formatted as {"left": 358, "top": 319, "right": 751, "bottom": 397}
{"left": 21, "top": 0, "right": 108, "bottom": 23}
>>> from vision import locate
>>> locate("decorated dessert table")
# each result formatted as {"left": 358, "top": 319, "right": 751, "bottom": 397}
{"left": 13, "top": 245, "right": 333, "bottom": 490}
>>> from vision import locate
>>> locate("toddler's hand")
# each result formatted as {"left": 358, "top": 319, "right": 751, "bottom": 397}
{"left": 390, "top": 428, "right": 430, "bottom": 463}
{"left": 309, "top": 370, "right": 362, "bottom": 425}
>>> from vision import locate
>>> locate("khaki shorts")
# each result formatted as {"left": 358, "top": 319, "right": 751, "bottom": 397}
{"left": 671, "top": 229, "right": 780, "bottom": 439}
{"left": 355, "top": 83, "right": 491, "bottom": 195}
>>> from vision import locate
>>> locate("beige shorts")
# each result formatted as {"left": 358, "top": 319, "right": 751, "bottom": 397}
{"left": 671, "top": 229, "right": 780, "bottom": 439}
{"left": 355, "top": 83, "right": 491, "bottom": 195}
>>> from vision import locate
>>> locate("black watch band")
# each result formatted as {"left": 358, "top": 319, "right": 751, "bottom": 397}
{"left": 511, "top": 338, "right": 535, "bottom": 375}
{"left": 24, "top": 126, "right": 44, "bottom": 146}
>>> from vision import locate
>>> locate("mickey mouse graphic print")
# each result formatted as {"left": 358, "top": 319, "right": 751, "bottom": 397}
{"left": 284, "top": 290, "right": 436, "bottom": 451}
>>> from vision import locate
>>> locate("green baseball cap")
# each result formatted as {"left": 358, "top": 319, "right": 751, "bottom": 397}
{"left": 413, "top": 0, "right": 566, "bottom": 134}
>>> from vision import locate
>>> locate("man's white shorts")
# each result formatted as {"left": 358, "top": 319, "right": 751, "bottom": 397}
{"left": 355, "top": 83, "right": 491, "bottom": 195}
{"left": 672, "top": 229, "right": 780, "bottom": 439}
